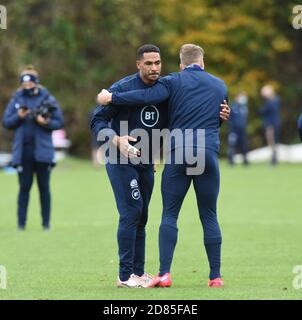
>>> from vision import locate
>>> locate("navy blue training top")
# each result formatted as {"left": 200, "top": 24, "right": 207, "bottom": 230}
{"left": 229, "top": 102, "right": 248, "bottom": 131}
{"left": 260, "top": 96, "right": 281, "bottom": 128}
{"left": 112, "top": 65, "right": 228, "bottom": 153}
{"left": 90, "top": 73, "right": 169, "bottom": 165}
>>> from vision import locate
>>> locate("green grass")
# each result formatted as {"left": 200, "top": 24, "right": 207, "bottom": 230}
{"left": 0, "top": 157, "right": 302, "bottom": 300}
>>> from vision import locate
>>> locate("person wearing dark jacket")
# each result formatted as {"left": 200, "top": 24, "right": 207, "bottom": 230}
{"left": 298, "top": 113, "right": 302, "bottom": 141}
{"left": 91, "top": 45, "right": 170, "bottom": 288}
{"left": 227, "top": 92, "right": 249, "bottom": 165}
{"left": 92, "top": 45, "right": 230, "bottom": 288}
{"left": 2, "top": 66, "right": 64, "bottom": 230}
{"left": 260, "top": 85, "right": 281, "bottom": 165}
{"left": 97, "top": 44, "right": 228, "bottom": 288}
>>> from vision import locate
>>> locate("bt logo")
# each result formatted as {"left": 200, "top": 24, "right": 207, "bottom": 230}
{"left": 141, "top": 105, "right": 159, "bottom": 127}
{"left": 131, "top": 188, "right": 140, "bottom": 200}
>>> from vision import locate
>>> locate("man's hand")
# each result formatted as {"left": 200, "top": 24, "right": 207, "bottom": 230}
{"left": 112, "top": 135, "right": 140, "bottom": 158}
{"left": 18, "top": 108, "right": 30, "bottom": 119}
{"left": 36, "top": 115, "right": 50, "bottom": 126}
{"left": 220, "top": 100, "right": 231, "bottom": 121}
{"left": 97, "top": 89, "right": 112, "bottom": 105}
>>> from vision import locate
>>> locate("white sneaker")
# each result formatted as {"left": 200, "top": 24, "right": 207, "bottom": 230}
{"left": 137, "top": 273, "right": 154, "bottom": 287}
{"left": 117, "top": 274, "right": 143, "bottom": 288}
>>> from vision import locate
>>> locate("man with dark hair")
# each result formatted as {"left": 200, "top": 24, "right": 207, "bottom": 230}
{"left": 137, "top": 44, "right": 160, "bottom": 59}
{"left": 92, "top": 44, "right": 230, "bottom": 288}
{"left": 98, "top": 43, "right": 228, "bottom": 288}
{"left": 91, "top": 44, "right": 167, "bottom": 288}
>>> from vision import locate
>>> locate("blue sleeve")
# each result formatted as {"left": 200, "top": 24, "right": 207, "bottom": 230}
{"left": 90, "top": 105, "right": 118, "bottom": 144}
{"left": 2, "top": 94, "right": 24, "bottom": 130}
{"left": 298, "top": 113, "right": 302, "bottom": 141}
{"left": 90, "top": 81, "right": 124, "bottom": 145}
{"left": 91, "top": 81, "right": 121, "bottom": 136}
{"left": 45, "top": 95, "right": 64, "bottom": 131}
{"left": 108, "top": 82, "right": 122, "bottom": 94}
{"left": 111, "top": 77, "right": 171, "bottom": 106}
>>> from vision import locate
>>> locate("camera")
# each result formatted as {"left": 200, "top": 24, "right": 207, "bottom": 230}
{"left": 21, "top": 101, "right": 55, "bottom": 119}
{"left": 34, "top": 102, "right": 56, "bottom": 119}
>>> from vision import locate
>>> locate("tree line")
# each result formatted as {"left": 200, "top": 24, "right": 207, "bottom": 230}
{"left": 0, "top": 0, "right": 301, "bottom": 156}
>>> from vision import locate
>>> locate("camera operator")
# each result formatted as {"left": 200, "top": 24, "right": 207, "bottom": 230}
{"left": 2, "top": 65, "right": 64, "bottom": 231}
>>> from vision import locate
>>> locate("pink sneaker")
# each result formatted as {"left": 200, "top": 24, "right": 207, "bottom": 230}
{"left": 208, "top": 277, "right": 224, "bottom": 287}
{"left": 146, "top": 273, "right": 172, "bottom": 288}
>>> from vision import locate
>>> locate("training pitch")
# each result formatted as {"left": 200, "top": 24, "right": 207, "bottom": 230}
{"left": 0, "top": 158, "right": 301, "bottom": 300}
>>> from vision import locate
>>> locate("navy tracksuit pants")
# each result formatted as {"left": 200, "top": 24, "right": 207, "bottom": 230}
{"left": 106, "top": 163, "right": 154, "bottom": 281}
{"left": 227, "top": 128, "right": 249, "bottom": 165}
{"left": 159, "top": 149, "right": 222, "bottom": 280}
{"left": 18, "top": 150, "right": 51, "bottom": 228}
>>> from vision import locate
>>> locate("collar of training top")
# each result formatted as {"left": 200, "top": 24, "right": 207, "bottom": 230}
{"left": 184, "top": 64, "right": 204, "bottom": 71}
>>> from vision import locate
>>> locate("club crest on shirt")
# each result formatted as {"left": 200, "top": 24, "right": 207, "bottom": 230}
{"left": 140, "top": 105, "right": 159, "bottom": 127}
{"left": 130, "top": 179, "right": 138, "bottom": 188}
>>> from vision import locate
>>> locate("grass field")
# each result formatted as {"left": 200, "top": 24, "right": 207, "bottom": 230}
{"left": 0, "top": 157, "right": 302, "bottom": 300}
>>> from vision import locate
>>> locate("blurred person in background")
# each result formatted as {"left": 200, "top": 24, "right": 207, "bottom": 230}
{"left": 260, "top": 84, "right": 281, "bottom": 165}
{"left": 298, "top": 113, "right": 302, "bottom": 142}
{"left": 227, "top": 92, "right": 249, "bottom": 166}
{"left": 2, "top": 65, "right": 64, "bottom": 231}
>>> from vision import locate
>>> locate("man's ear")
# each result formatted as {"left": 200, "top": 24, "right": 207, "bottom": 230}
{"left": 180, "top": 63, "right": 184, "bottom": 71}
{"left": 136, "top": 60, "right": 141, "bottom": 70}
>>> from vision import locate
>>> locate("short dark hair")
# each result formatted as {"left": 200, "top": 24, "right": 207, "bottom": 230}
{"left": 137, "top": 44, "right": 160, "bottom": 59}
